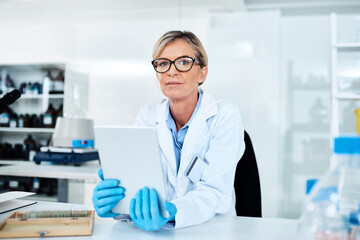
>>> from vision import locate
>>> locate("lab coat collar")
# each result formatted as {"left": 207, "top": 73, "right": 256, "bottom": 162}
{"left": 155, "top": 89, "right": 218, "bottom": 124}
{"left": 155, "top": 89, "right": 218, "bottom": 174}
{"left": 178, "top": 90, "right": 218, "bottom": 174}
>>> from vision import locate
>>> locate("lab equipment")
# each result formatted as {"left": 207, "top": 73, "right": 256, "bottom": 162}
{"left": 296, "top": 136, "right": 360, "bottom": 240}
{"left": 0, "top": 210, "right": 95, "bottom": 238}
{"left": 33, "top": 147, "right": 99, "bottom": 166}
{"left": 33, "top": 116, "right": 98, "bottom": 166}
{"left": 129, "top": 187, "right": 177, "bottom": 231}
{"left": 0, "top": 89, "right": 21, "bottom": 114}
{"left": 51, "top": 117, "right": 95, "bottom": 148}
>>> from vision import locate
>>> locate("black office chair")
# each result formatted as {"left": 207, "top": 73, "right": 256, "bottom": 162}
{"left": 234, "top": 130, "right": 262, "bottom": 217}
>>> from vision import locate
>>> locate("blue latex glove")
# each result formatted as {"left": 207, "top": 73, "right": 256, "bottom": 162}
{"left": 129, "top": 187, "right": 177, "bottom": 231}
{"left": 92, "top": 169, "right": 126, "bottom": 218}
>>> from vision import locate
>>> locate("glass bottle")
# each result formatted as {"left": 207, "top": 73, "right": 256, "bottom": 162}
{"left": 56, "top": 104, "right": 63, "bottom": 118}
{"left": 23, "top": 134, "right": 37, "bottom": 161}
{"left": 13, "top": 144, "right": 23, "bottom": 159}
{"left": 296, "top": 136, "right": 360, "bottom": 240}
{"left": 0, "top": 143, "right": 4, "bottom": 159}
{"left": 51, "top": 71, "right": 64, "bottom": 94}
{"left": 19, "top": 82, "right": 27, "bottom": 94}
{"left": 43, "top": 103, "right": 56, "bottom": 128}
{"left": 9, "top": 113, "right": 18, "bottom": 128}
{"left": 31, "top": 178, "right": 40, "bottom": 193}
{"left": 26, "top": 82, "right": 33, "bottom": 95}
{"left": 23, "top": 114, "right": 30, "bottom": 128}
{"left": 18, "top": 114, "right": 24, "bottom": 128}
{"left": 32, "top": 82, "right": 41, "bottom": 94}
{"left": 309, "top": 97, "right": 329, "bottom": 126}
{"left": 30, "top": 114, "right": 38, "bottom": 128}
{"left": 0, "top": 106, "right": 13, "bottom": 127}
{"left": 42, "top": 71, "right": 52, "bottom": 95}
{"left": 5, "top": 74, "right": 16, "bottom": 91}
{"left": 3, "top": 143, "right": 12, "bottom": 159}
{"left": 38, "top": 114, "right": 44, "bottom": 128}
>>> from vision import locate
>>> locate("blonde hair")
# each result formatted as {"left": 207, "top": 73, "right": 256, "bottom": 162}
{"left": 152, "top": 30, "right": 208, "bottom": 68}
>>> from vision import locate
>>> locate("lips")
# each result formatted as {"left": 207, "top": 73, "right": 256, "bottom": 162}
{"left": 166, "top": 81, "right": 181, "bottom": 85}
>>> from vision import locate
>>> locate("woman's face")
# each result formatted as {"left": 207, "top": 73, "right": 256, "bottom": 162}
{"left": 156, "top": 39, "right": 208, "bottom": 102}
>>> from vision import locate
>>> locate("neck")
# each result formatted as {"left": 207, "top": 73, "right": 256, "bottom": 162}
{"left": 169, "top": 90, "right": 199, "bottom": 132}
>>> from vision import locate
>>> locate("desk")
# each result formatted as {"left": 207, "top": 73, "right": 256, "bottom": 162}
{"left": 0, "top": 201, "right": 298, "bottom": 240}
{"left": 0, "top": 161, "right": 100, "bottom": 203}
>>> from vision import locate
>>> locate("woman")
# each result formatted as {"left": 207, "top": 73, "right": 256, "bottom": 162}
{"left": 92, "top": 30, "right": 245, "bottom": 231}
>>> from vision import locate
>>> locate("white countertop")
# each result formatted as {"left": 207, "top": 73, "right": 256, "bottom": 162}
{"left": 0, "top": 201, "right": 298, "bottom": 240}
{"left": 0, "top": 161, "right": 100, "bottom": 180}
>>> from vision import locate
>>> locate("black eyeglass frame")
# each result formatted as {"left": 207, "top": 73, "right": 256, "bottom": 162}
{"left": 151, "top": 56, "right": 200, "bottom": 73}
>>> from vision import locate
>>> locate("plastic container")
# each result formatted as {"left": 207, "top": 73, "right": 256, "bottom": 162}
{"left": 355, "top": 109, "right": 360, "bottom": 135}
{"left": 296, "top": 136, "right": 360, "bottom": 240}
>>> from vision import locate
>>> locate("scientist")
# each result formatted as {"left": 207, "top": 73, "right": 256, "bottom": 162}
{"left": 92, "top": 30, "right": 245, "bottom": 231}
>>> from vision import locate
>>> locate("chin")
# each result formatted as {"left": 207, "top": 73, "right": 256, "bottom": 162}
{"left": 162, "top": 88, "right": 181, "bottom": 98}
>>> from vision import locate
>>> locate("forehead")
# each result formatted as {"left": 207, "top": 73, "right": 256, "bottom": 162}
{"left": 158, "top": 39, "right": 196, "bottom": 59}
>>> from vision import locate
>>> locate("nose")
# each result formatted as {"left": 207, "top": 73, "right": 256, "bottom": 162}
{"left": 167, "top": 62, "right": 178, "bottom": 76}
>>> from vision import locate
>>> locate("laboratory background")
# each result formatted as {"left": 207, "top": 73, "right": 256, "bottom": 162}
{"left": 0, "top": 0, "right": 359, "bottom": 221}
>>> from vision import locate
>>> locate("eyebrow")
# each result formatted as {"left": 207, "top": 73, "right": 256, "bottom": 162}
{"left": 155, "top": 55, "right": 194, "bottom": 61}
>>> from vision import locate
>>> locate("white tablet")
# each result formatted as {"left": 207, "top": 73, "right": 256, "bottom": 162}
{"left": 94, "top": 125, "right": 167, "bottom": 217}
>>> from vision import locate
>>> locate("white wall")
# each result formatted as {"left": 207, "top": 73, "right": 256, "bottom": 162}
{"left": 0, "top": 1, "right": 282, "bottom": 217}
{"left": 205, "top": 11, "right": 281, "bottom": 217}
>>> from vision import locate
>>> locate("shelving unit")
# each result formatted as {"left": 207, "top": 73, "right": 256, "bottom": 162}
{"left": 330, "top": 13, "right": 360, "bottom": 138}
{"left": 281, "top": 59, "right": 332, "bottom": 218}
{"left": 0, "top": 63, "right": 64, "bottom": 147}
{"left": 0, "top": 127, "right": 54, "bottom": 133}
{"left": 0, "top": 63, "right": 65, "bottom": 202}
{"left": 335, "top": 43, "right": 360, "bottom": 48}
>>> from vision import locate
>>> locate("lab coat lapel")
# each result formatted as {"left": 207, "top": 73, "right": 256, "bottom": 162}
{"left": 155, "top": 100, "right": 177, "bottom": 173}
{"left": 179, "top": 92, "right": 218, "bottom": 174}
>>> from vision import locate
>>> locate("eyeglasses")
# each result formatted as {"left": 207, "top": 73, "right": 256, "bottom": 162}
{"left": 151, "top": 56, "right": 200, "bottom": 73}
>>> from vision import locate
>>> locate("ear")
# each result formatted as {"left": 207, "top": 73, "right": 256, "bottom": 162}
{"left": 197, "top": 66, "right": 208, "bottom": 85}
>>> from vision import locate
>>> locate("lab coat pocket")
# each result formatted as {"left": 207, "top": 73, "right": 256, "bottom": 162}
{"left": 186, "top": 157, "right": 208, "bottom": 183}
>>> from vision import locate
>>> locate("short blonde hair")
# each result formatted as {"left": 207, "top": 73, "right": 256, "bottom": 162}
{"left": 152, "top": 30, "right": 208, "bottom": 68}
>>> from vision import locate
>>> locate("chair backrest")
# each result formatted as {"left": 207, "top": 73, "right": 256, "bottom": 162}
{"left": 234, "top": 130, "right": 262, "bottom": 217}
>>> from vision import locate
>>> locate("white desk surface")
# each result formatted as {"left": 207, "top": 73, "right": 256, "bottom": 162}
{"left": 0, "top": 201, "right": 298, "bottom": 240}
{"left": 0, "top": 161, "right": 100, "bottom": 180}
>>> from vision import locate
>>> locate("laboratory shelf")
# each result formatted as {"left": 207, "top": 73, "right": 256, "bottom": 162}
{"left": 0, "top": 127, "right": 54, "bottom": 133}
{"left": 0, "top": 94, "right": 64, "bottom": 99}
{"left": 334, "top": 43, "right": 360, "bottom": 49}
{"left": 335, "top": 93, "right": 360, "bottom": 100}
{"left": 291, "top": 124, "right": 330, "bottom": 132}
{"left": 0, "top": 160, "right": 29, "bottom": 165}
{"left": 291, "top": 84, "right": 331, "bottom": 90}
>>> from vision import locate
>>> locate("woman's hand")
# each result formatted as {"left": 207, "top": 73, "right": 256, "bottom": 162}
{"left": 92, "top": 169, "right": 126, "bottom": 218}
{"left": 129, "top": 187, "right": 177, "bottom": 231}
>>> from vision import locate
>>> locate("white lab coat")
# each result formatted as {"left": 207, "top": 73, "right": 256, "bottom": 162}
{"left": 135, "top": 89, "right": 245, "bottom": 229}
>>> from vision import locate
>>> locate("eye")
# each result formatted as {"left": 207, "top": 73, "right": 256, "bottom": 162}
{"left": 178, "top": 59, "right": 191, "bottom": 66}
{"left": 158, "top": 60, "right": 169, "bottom": 67}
